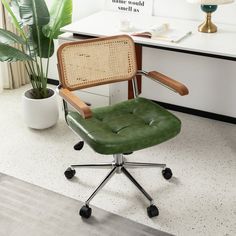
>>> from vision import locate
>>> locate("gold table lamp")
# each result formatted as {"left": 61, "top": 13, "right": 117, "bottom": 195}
{"left": 187, "top": 0, "right": 235, "bottom": 33}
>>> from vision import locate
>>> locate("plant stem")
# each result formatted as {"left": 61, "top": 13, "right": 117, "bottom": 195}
{"left": 45, "top": 38, "right": 52, "bottom": 79}
{"left": 20, "top": 44, "right": 38, "bottom": 90}
{"left": 32, "top": 0, "right": 46, "bottom": 98}
{"left": 24, "top": 63, "right": 35, "bottom": 89}
{"left": 23, "top": 41, "right": 40, "bottom": 90}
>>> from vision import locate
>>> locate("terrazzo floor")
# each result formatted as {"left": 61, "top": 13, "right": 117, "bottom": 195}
{"left": 0, "top": 85, "right": 235, "bottom": 236}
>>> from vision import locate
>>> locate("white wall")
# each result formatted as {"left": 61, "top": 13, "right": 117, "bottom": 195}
{"left": 72, "top": 0, "right": 106, "bottom": 21}
{"left": 154, "top": 0, "right": 236, "bottom": 25}
{"left": 45, "top": 0, "right": 106, "bottom": 21}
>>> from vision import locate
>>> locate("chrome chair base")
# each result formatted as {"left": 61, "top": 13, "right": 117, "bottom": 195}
{"left": 64, "top": 154, "right": 172, "bottom": 219}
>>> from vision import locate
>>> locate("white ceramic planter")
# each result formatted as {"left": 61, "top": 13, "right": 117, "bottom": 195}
{"left": 22, "top": 88, "right": 59, "bottom": 129}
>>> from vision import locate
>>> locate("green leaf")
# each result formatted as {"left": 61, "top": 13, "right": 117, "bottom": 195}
{"left": 0, "top": 43, "right": 33, "bottom": 62}
{"left": 1, "top": 0, "right": 26, "bottom": 39}
{"left": 31, "top": 26, "right": 54, "bottom": 58}
{"left": 18, "top": 0, "right": 50, "bottom": 26}
{"left": 0, "top": 28, "right": 25, "bottom": 45}
{"left": 25, "top": 26, "right": 37, "bottom": 57}
{"left": 43, "top": 0, "right": 72, "bottom": 39}
{"left": 9, "top": 0, "right": 23, "bottom": 27}
{"left": 15, "top": 0, "right": 51, "bottom": 58}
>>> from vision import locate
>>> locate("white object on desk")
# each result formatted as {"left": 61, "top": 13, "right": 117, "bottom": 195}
{"left": 119, "top": 18, "right": 134, "bottom": 32}
{"left": 152, "top": 29, "right": 192, "bottom": 43}
{"left": 149, "top": 24, "right": 169, "bottom": 35}
{"left": 131, "top": 23, "right": 192, "bottom": 43}
{"left": 130, "top": 23, "right": 169, "bottom": 37}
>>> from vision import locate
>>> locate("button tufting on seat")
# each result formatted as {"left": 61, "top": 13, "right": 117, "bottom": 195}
{"left": 149, "top": 120, "right": 155, "bottom": 126}
{"left": 96, "top": 117, "right": 103, "bottom": 122}
{"left": 66, "top": 97, "right": 181, "bottom": 155}
{"left": 112, "top": 130, "right": 118, "bottom": 134}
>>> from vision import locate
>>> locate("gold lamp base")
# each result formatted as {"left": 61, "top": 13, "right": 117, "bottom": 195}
{"left": 198, "top": 13, "right": 217, "bottom": 33}
{"left": 198, "top": 5, "right": 218, "bottom": 33}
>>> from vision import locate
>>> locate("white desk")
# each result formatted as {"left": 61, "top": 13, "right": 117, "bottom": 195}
{"left": 62, "top": 10, "right": 236, "bottom": 61}
{"left": 61, "top": 11, "right": 236, "bottom": 121}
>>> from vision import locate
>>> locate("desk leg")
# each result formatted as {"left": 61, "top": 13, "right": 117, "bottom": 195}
{"left": 128, "top": 45, "right": 142, "bottom": 99}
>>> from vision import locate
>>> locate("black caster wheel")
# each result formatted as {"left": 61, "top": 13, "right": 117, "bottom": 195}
{"left": 64, "top": 167, "right": 76, "bottom": 179}
{"left": 79, "top": 205, "right": 92, "bottom": 219}
{"left": 147, "top": 205, "right": 159, "bottom": 218}
{"left": 162, "top": 168, "right": 173, "bottom": 180}
{"left": 74, "top": 141, "right": 84, "bottom": 151}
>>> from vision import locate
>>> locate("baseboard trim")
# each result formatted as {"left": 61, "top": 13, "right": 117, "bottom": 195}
{"left": 154, "top": 101, "right": 236, "bottom": 124}
{"left": 47, "top": 78, "right": 59, "bottom": 86}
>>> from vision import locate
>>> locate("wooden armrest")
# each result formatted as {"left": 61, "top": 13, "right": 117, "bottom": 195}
{"left": 59, "top": 88, "right": 92, "bottom": 119}
{"left": 147, "top": 71, "right": 189, "bottom": 96}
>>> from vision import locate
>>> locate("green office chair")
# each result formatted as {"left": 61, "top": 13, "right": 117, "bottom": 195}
{"left": 57, "top": 35, "right": 188, "bottom": 219}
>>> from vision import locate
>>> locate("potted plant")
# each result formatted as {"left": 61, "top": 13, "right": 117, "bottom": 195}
{"left": 0, "top": 0, "right": 72, "bottom": 129}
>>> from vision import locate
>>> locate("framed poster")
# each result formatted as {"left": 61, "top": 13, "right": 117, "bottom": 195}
{"left": 105, "top": 0, "right": 153, "bottom": 16}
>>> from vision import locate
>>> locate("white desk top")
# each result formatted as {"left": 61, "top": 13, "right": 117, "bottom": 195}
{"left": 61, "top": 11, "right": 236, "bottom": 60}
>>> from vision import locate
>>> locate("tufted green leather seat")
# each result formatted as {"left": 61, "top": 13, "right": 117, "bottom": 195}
{"left": 67, "top": 97, "right": 181, "bottom": 155}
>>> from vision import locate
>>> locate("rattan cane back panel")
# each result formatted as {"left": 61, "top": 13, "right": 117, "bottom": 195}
{"left": 57, "top": 35, "right": 137, "bottom": 91}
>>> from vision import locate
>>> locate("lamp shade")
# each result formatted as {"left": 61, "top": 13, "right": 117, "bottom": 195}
{"left": 187, "top": 0, "right": 234, "bottom": 4}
